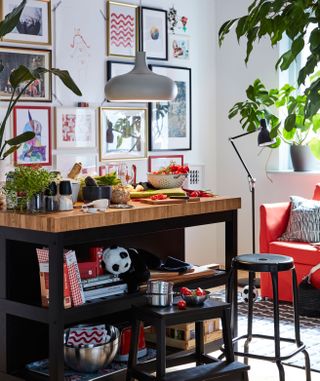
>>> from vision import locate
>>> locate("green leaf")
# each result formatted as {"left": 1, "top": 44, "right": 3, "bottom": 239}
{"left": 6, "top": 131, "right": 35, "bottom": 146}
{"left": 284, "top": 114, "right": 296, "bottom": 132}
{"left": 312, "top": 114, "right": 320, "bottom": 132}
{"left": 0, "top": 0, "right": 26, "bottom": 39}
{"left": 3, "top": 145, "right": 19, "bottom": 158}
{"left": 34, "top": 68, "right": 82, "bottom": 96}
{"left": 9, "top": 65, "right": 36, "bottom": 88}
{"left": 309, "top": 137, "right": 320, "bottom": 160}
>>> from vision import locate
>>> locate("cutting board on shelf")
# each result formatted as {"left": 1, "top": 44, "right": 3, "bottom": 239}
{"left": 139, "top": 197, "right": 200, "bottom": 205}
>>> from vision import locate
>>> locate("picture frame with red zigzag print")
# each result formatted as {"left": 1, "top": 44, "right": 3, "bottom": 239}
{"left": 107, "top": 1, "right": 139, "bottom": 59}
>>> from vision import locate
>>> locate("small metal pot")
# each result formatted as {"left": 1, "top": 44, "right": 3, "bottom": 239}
{"left": 146, "top": 292, "right": 174, "bottom": 307}
{"left": 146, "top": 280, "right": 173, "bottom": 294}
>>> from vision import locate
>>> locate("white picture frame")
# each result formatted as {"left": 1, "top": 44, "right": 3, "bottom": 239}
{"left": 55, "top": 107, "right": 96, "bottom": 149}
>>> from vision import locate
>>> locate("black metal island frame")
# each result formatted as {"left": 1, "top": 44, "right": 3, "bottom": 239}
{"left": 0, "top": 196, "right": 241, "bottom": 381}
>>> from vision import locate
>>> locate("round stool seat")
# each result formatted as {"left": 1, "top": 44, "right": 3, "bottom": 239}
{"left": 232, "top": 253, "right": 294, "bottom": 273}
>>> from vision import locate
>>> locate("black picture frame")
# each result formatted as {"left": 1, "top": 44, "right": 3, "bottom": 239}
{"left": 149, "top": 65, "right": 192, "bottom": 152}
{"left": 107, "top": 60, "right": 135, "bottom": 81}
{"left": 141, "top": 6, "right": 168, "bottom": 61}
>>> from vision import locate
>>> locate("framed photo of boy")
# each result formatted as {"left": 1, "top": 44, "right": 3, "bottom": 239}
{"left": 107, "top": 1, "right": 139, "bottom": 59}
{"left": 149, "top": 65, "right": 191, "bottom": 151}
{"left": 0, "top": 47, "right": 52, "bottom": 102}
{"left": 55, "top": 108, "right": 96, "bottom": 149}
{"left": 13, "top": 106, "right": 52, "bottom": 166}
{"left": 99, "top": 106, "right": 148, "bottom": 161}
{"left": 141, "top": 7, "right": 168, "bottom": 60}
{"left": 1, "top": 0, "right": 51, "bottom": 45}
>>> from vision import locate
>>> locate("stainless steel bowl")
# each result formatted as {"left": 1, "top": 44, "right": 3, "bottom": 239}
{"left": 146, "top": 292, "right": 174, "bottom": 307}
{"left": 147, "top": 280, "right": 173, "bottom": 294}
{"left": 180, "top": 290, "right": 211, "bottom": 306}
{"left": 64, "top": 327, "right": 119, "bottom": 373}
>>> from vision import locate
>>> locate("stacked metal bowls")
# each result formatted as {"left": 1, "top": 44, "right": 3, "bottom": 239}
{"left": 64, "top": 326, "right": 119, "bottom": 373}
{"left": 146, "top": 280, "right": 174, "bottom": 307}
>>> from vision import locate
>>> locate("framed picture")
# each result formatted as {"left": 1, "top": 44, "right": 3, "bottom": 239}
{"left": 148, "top": 155, "right": 184, "bottom": 172}
{"left": 1, "top": 0, "right": 51, "bottom": 45}
{"left": 0, "top": 47, "right": 51, "bottom": 102}
{"left": 55, "top": 153, "right": 98, "bottom": 177}
{"left": 141, "top": 7, "right": 168, "bottom": 60}
{"left": 149, "top": 65, "right": 191, "bottom": 151}
{"left": 169, "top": 34, "right": 190, "bottom": 62}
{"left": 107, "top": 60, "right": 135, "bottom": 80}
{"left": 13, "top": 106, "right": 51, "bottom": 166}
{"left": 107, "top": 1, "right": 139, "bottom": 59}
{"left": 55, "top": 108, "right": 96, "bottom": 149}
{"left": 99, "top": 106, "right": 147, "bottom": 161}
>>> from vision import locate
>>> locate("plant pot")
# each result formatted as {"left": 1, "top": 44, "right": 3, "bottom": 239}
{"left": 82, "top": 186, "right": 112, "bottom": 203}
{"left": 290, "top": 145, "right": 317, "bottom": 172}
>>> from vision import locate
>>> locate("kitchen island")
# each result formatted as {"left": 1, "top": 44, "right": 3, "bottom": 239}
{"left": 0, "top": 196, "right": 240, "bottom": 381}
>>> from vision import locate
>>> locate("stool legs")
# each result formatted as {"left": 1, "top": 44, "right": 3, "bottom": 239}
{"left": 155, "top": 319, "right": 166, "bottom": 380}
{"left": 195, "top": 321, "right": 205, "bottom": 365}
{"left": 243, "top": 271, "right": 254, "bottom": 364}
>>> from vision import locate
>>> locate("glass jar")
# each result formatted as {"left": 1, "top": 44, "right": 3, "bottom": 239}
{"left": 45, "top": 181, "right": 58, "bottom": 212}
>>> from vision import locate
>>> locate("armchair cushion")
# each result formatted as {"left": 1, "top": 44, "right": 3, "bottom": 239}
{"left": 269, "top": 241, "right": 320, "bottom": 266}
{"left": 280, "top": 196, "right": 320, "bottom": 243}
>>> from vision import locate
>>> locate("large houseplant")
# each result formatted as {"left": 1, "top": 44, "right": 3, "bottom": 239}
{"left": 229, "top": 78, "right": 320, "bottom": 170}
{"left": 0, "top": 0, "right": 81, "bottom": 168}
{"left": 219, "top": 0, "right": 320, "bottom": 121}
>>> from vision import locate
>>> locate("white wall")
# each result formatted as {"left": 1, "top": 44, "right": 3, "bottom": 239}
{"left": 215, "top": 0, "right": 320, "bottom": 258}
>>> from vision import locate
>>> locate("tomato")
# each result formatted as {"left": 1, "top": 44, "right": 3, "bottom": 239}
{"left": 180, "top": 287, "right": 192, "bottom": 295}
{"left": 177, "top": 300, "right": 187, "bottom": 310}
{"left": 190, "top": 191, "right": 200, "bottom": 198}
{"left": 151, "top": 194, "right": 168, "bottom": 201}
{"left": 196, "top": 287, "right": 205, "bottom": 296}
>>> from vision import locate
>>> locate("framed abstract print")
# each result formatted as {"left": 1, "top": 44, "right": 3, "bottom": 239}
{"left": 107, "top": 1, "right": 139, "bottom": 58}
{"left": 0, "top": 47, "right": 51, "bottom": 102}
{"left": 149, "top": 65, "right": 191, "bottom": 151}
{"left": 1, "top": 0, "right": 51, "bottom": 45}
{"left": 55, "top": 108, "right": 96, "bottom": 149}
{"left": 141, "top": 7, "right": 168, "bottom": 60}
{"left": 169, "top": 34, "right": 190, "bottom": 62}
{"left": 13, "top": 106, "right": 52, "bottom": 166}
{"left": 99, "top": 106, "right": 147, "bottom": 161}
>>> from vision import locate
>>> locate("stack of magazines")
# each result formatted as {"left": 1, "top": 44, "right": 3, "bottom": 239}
{"left": 81, "top": 274, "right": 127, "bottom": 301}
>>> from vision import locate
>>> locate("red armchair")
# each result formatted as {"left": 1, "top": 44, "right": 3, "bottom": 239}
{"left": 260, "top": 184, "right": 320, "bottom": 302}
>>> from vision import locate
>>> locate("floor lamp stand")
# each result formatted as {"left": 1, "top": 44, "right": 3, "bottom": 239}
{"left": 229, "top": 133, "right": 260, "bottom": 288}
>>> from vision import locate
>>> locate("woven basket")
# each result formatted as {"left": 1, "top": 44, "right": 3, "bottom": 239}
{"left": 147, "top": 173, "right": 187, "bottom": 189}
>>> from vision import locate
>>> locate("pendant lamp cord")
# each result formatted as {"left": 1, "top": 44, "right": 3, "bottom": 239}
{"left": 139, "top": 0, "right": 142, "bottom": 51}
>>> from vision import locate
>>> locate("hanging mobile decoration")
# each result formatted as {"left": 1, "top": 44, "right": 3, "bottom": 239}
{"left": 168, "top": 6, "right": 178, "bottom": 34}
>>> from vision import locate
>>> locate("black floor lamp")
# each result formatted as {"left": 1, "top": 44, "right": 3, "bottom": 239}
{"left": 229, "top": 119, "right": 276, "bottom": 287}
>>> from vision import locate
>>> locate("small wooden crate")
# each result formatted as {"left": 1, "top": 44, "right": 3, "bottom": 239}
{"left": 145, "top": 318, "right": 222, "bottom": 350}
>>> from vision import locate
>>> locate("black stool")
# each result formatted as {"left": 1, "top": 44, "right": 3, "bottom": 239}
{"left": 126, "top": 299, "right": 249, "bottom": 381}
{"left": 227, "top": 253, "right": 311, "bottom": 381}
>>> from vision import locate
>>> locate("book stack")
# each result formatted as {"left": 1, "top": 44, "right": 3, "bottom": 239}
{"left": 82, "top": 274, "right": 127, "bottom": 301}
{"left": 36, "top": 248, "right": 86, "bottom": 308}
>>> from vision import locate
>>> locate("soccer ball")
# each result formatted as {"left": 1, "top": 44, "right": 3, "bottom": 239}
{"left": 241, "top": 285, "right": 258, "bottom": 303}
{"left": 102, "top": 246, "right": 132, "bottom": 275}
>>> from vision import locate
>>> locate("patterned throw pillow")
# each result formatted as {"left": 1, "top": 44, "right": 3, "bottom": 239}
{"left": 279, "top": 196, "right": 320, "bottom": 243}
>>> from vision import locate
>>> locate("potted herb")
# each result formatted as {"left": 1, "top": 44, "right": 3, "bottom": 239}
{"left": 0, "top": 0, "right": 82, "bottom": 180}
{"left": 4, "top": 166, "right": 56, "bottom": 212}
{"left": 229, "top": 78, "right": 320, "bottom": 171}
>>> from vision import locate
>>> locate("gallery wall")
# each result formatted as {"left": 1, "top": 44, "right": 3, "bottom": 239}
{"left": 0, "top": 0, "right": 218, "bottom": 265}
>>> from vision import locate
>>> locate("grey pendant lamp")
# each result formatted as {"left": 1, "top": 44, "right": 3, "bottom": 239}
{"left": 105, "top": 1, "right": 177, "bottom": 102}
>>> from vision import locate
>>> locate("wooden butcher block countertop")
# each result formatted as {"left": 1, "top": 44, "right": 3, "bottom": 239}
{"left": 0, "top": 196, "right": 241, "bottom": 233}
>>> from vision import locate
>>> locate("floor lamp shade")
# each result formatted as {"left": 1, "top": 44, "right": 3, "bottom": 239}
{"left": 105, "top": 52, "right": 178, "bottom": 102}
{"left": 258, "top": 119, "right": 276, "bottom": 146}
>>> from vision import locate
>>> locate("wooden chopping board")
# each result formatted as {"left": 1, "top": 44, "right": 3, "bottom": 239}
{"left": 139, "top": 197, "right": 201, "bottom": 205}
